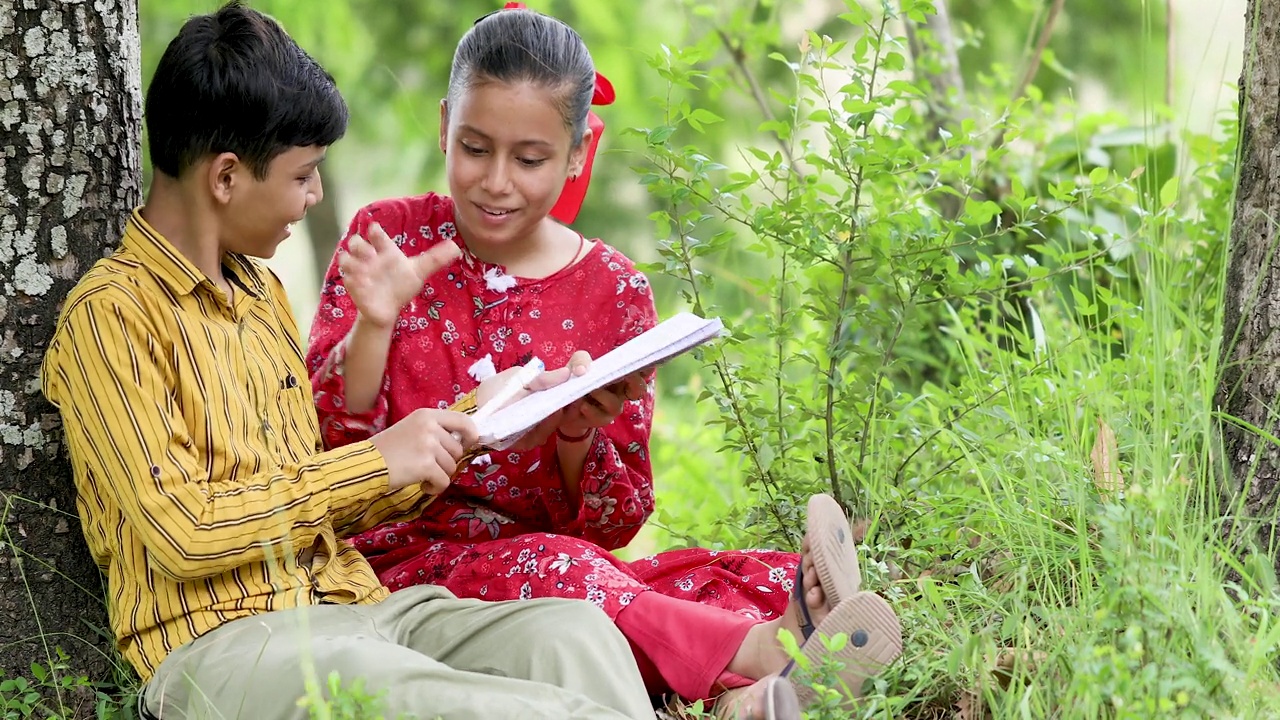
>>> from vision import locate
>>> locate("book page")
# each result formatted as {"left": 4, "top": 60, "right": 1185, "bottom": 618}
{"left": 476, "top": 312, "right": 724, "bottom": 448}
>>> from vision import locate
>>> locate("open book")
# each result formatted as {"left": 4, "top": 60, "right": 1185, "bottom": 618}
{"left": 475, "top": 312, "right": 725, "bottom": 449}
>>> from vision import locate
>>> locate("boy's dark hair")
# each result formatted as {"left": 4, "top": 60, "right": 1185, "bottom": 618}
{"left": 449, "top": 9, "right": 595, "bottom": 147}
{"left": 145, "top": 1, "right": 348, "bottom": 179}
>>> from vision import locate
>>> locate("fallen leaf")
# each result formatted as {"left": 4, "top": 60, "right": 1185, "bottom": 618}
{"left": 1090, "top": 418, "right": 1124, "bottom": 497}
{"left": 993, "top": 649, "right": 1048, "bottom": 689}
{"left": 956, "top": 689, "right": 987, "bottom": 720}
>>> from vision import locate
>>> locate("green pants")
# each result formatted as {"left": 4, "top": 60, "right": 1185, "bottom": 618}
{"left": 141, "top": 586, "right": 655, "bottom": 719}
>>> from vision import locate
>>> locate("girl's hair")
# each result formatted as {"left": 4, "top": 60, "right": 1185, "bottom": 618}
{"left": 448, "top": 9, "right": 595, "bottom": 147}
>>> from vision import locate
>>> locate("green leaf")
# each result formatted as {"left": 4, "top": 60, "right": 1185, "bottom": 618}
{"left": 647, "top": 125, "right": 676, "bottom": 145}
{"left": 757, "top": 442, "right": 776, "bottom": 472}
{"left": 687, "top": 108, "right": 724, "bottom": 132}
{"left": 1088, "top": 166, "right": 1109, "bottom": 185}
{"left": 1159, "top": 177, "right": 1179, "bottom": 207}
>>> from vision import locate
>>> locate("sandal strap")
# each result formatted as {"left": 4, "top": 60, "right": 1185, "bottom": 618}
{"left": 792, "top": 562, "right": 816, "bottom": 640}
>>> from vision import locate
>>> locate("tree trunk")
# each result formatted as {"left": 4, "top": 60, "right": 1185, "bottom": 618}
{"left": 0, "top": 0, "right": 142, "bottom": 708}
{"left": 1217, "top": 0, "right": 1280, "bottom": 571}
{"left": 903, "top": 0, "right": 967, "bottom": 128}
{"left": 306, "top": 172, "right": 344, "bottom": 279}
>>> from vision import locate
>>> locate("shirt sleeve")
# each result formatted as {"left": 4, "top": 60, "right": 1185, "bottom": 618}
{"left": 329, "top": 390, "right": 481, "bottom": 538}
{"left": 548, "top": 272, "right": 659, "bottom": 550}
{"left": 43, "top": 290, "right": 392, "bottom": 582}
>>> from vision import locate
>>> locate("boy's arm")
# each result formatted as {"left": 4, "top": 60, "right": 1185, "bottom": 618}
{"left": 44, "top": 290, "right": 393, "bottom": 582}
{"left": 329, "top": 390, "right": 481, "bottom": 538}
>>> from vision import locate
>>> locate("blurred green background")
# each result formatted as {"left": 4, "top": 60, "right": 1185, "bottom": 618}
{"left": 138, "top": 0, "right": 1245, "bottom": 556}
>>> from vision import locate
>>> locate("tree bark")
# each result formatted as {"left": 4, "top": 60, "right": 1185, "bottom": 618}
{"left": 306, "top": 172, "right": 344, "bottom": 278}
{"left": 1217, "top": 0, "right": 1280, "bottom": 571}
{"left": 903, "top": 0, "right": 967, "bottom": 127}
{"left": 0, "top": 0, "right": 142, "bottom": 706}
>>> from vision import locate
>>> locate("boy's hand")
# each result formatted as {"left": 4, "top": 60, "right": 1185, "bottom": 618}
{"left": 372, "top": 409, "right": 478, "bottom": 494}
{"left": 339, "top": 222, "right": 461, "bottom": 329}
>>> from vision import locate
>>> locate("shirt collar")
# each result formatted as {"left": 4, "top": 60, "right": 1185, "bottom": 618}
{"left": 122, "top": 209, "right": 267, "bottom": 299}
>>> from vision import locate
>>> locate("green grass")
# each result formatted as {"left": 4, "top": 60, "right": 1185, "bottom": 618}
{"left": 641, "top": 141, "right": 1280, "bottom": 718}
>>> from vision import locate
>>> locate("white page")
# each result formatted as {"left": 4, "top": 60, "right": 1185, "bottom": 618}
{"left": 476, "top": 312, "right": 724, "bottom": 448}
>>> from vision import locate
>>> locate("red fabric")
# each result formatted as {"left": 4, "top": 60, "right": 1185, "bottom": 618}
{"left": 306, "top": 193, "right": 801, "bottom": 699}
{"left": 549, "top": 109, "right": 604, "bottom": 224}
{"left": 617, "top": 591, "right": 756, "bottom": 699}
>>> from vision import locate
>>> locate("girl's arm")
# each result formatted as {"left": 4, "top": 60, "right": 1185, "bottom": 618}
{"left": 306, "top": 210, "right": 397, "bottom": 449}
{"left": 547, "top": 274, "right": 659, "bottom": 550}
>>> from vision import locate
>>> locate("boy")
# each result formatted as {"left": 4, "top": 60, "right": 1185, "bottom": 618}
{"left": 39, "top": 3, "right": 654, "bottom": 719}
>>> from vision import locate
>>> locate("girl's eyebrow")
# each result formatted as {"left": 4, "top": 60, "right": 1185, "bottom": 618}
{"left": 458, "top": 124, "right": 554, "bottom": 149}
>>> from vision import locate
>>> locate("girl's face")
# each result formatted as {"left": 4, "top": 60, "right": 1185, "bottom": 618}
{"left": 440, "top": 80, "right": 590, "bottom": 250}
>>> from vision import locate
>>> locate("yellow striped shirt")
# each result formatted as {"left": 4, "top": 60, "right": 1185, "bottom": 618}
{"left": 40, "top": 210, "right": 466, "bottom": 680}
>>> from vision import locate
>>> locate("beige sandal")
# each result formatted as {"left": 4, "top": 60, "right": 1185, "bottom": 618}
{"left": 713, "top": 675, "right": 801, "bottom": 720}
{"left": 805, "top": 493, "right": 862, "bottom": 603}
{"left": 782, "top": 592, "right": 902, "bottom": 707}
{"left": 792, "top": 494, "right": 862, "bottom": 638}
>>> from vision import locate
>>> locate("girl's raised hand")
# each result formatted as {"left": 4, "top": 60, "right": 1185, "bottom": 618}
{"left": 339, "top": 222, "right": 461, "bottom": 328}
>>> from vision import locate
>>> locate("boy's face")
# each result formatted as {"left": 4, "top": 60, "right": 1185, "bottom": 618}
{"left": 214, "top": 145, "right": 326, "bottom": 259}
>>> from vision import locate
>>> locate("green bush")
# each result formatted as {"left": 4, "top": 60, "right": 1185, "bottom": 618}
{"left": 633, "top": 1, "right": 1279, "bottom": 717}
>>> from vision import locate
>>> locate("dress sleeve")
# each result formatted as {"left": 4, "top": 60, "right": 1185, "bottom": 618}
{"left": 306, "top": 209, "right": 392, "bottom": 449}
{"left": 548, "top": 270, "right": 658, "bottom": 550}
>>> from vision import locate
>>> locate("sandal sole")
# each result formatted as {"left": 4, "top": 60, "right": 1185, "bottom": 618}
{"left": 786, "top": 592, "right": 902, "bottom": 707}
{"left": 762, "top": 675, "right": 802, "bottom": 720}
{"left": 806, "top": 494, "right": 862, "bottom": 606}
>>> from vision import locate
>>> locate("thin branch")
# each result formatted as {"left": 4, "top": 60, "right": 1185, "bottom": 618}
{"left": 777, "top": 251, "right": 789, "bottom": 469}
{"left": 824, "top": 13, "right": 893, "bottom": 511}
{"left": 1011, "top": 0, "right": 1066, "bottom": 105}
{"left": 903, "top": 0, "right": 968, "bottom": 127}
{"left": 1166, "top": 0, "right": 1176, "bottom": 107}
{"left": 991, "top": 0, "right": 1067, "bottom": 151}
{"left": 715, "top": 29, "right": 805, "bottom": 179}
{"left": 892, "top": 345, "right": 1068, "bottom": 483}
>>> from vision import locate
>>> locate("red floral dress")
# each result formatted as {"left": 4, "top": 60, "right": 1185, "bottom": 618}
{"left": 306, "top": 193, "right": 798, "bottom": 623}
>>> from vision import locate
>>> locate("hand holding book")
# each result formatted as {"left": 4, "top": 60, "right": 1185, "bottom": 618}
{"left": 473, "top": 313, "right": 725, "bottom": 450}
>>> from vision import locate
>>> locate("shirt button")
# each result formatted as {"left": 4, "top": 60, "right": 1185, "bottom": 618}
{"left": 150, "top": 465, "right": 161, "bottom": 478}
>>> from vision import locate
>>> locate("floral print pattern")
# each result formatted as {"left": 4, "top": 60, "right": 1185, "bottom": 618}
{"left": 306, "top": 193, "right": 797, "bottom": 623}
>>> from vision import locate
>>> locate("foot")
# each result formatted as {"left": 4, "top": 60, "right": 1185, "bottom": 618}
{"left": 714, "top": 676, "right": 801, "bottom": 720}
{"left": 728, "top": 536, "right": 833, "bottom": 678}
{"left": 781, "top": 536, "right": 833, "bottom": 646}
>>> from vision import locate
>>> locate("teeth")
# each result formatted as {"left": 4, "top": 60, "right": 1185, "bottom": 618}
{"left": 482, "top": 207, "right": 511, "bottom": 216}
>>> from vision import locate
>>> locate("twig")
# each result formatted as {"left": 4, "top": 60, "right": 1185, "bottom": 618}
{"left": 893, "top": 336, "right": 1087, "bottom": 483}
{"left": 1166, "top": 0, "right": 1176, "bottom": 107}
{"left": 991, "top": 0, "right": 1067, "bottom": 151}
{"left": 1012, "top": 0, "right": 1066, "bottom": 105}
{"left": 822, "top": 12, "right": 892, "bottom": 510}
{"left": 715, "top": 29, "right": 805, "bottom": 179}
{"left": 777, "top": 252, "right": 789, "bottom": 468}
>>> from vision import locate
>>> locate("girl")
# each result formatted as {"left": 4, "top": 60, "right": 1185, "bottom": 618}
{"left": 306, "top": 6, "right": 902, "bottom": 718}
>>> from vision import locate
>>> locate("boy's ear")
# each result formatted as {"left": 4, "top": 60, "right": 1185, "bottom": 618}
{"left": 439, "top": 99, "right": 449, "bottom": 155}
{"left": 208, "top": 152, "right": 242, "bottom": 206}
